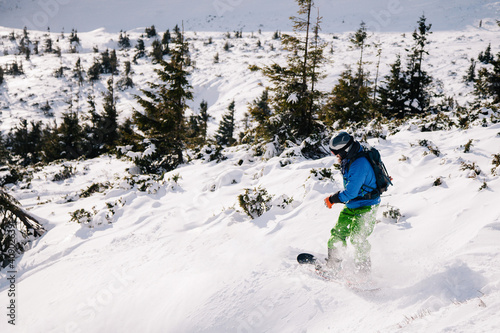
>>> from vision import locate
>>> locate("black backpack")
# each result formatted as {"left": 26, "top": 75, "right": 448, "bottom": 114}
{"left": 346, "top": 145, "right": 393, "bottom": 200}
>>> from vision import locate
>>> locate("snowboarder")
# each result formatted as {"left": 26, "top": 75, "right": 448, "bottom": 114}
{"left": 324, "top": 132, "right": 380, "bottom": 275}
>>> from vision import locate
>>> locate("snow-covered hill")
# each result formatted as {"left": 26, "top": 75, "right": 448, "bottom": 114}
{"left": 1, "top": 1, "right": 500, "bottom": 332}
{"left": 0, "top": 0, "right": 499, "bottom": 32}
{"left": 0, "top": 24, "right": 499, "bottom": 136}
{"left": 1, "top": 114, "right": 500, "bottom": 332}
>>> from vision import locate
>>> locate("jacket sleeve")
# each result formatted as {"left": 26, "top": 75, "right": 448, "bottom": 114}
{"left": 337, "top": 158, "right": 369, "bottom": 203}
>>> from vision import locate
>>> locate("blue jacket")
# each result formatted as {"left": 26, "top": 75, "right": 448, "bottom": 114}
{"left": 338, "top": 147, "right": 381, "bottom": 209}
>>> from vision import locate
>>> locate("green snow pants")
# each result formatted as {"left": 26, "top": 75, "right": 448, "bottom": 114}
{"left": 327, "top": 204, "right": 379, "bottom": 266}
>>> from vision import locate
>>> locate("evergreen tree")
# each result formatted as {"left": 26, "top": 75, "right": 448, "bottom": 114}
{"left": 56, "top": 99, "right": 87, "bottom": 160}
{"left": 0, "top": 67, "right": 4, "bottom": 85}
{"left": 151, "top": 39, "right": 163, "bottom": 63}
{"left": 133, "top": 27, "right": 193, "bottom": 173}
{"left": 6, "top": 119, "right": 44, "bottom": 166}
{"left": 87, "top": 59, "right": 101, "bottom": 81}
{"left": 372, "top": 43, "right": 383, "bottom": 102}
{"left": 84, "top": 92, "right": 103, "bottom": 157}
{"left": 478, "top": 43, "right": 493, "bottom": 64}
{"left": 349, "top": 21, "right": 369, "bottom": 94}
{"left": 40, "top": 121, "right": 61, "bottom": 162}
{"left": 474, "top": 52, "right": 500, "bottom": 103}
{"left": 19, "top": 27, "right": 31, "bottom": 60}
{"left": 100, "top": 49, "right": 118, "bottom": 74}
{"left": 377, "top": 54, "right": 409, "bottom": 118}
{"left": 322, "top": 68, "right": 373, "bottom": 125}
{"left": 134, "top": 39, "right": 146, "bottom": 62}
{"left": 117, "top": 61, "right": 134, "bottom": 90}
{"left": 464, "top": 58, "right": 476, "bottom": 84}
{"left": 145, "top": 25, "right": 157, "bottom": 38}
{"left": 69, "top": 28, "right": 80, "bottom": 53}
{"left": 44, "top": 28, "right": 53, "bottom": 53}
{"left": 162, "top": 29, "right": 171, "bottom": 55}
{"left": 118, "top": 30, "right": 131, "bottom": 49}
{"left": 405, "top": 15, "right": 433, "bottom": 114}
{"left": 0, "top": 135, "right": 10, "bottom": 166}
{"left": 186, "top": 100, "right": 211, "bottom": 146}
{"left": 216, "top": 101, "right": 236, "bottom": 146}
{"left": 198, "top": 100, "right": 211, "bottom": 143}
{"left": 247, "top": 89, "right": 273, "bottom": 141}
{"left": 73, "top": 58, "right": 84, "bottom": 85}
{"left": 100, "top": 77, "right": 119, "bottom": 151}
{"left": 262, "top": 0, "right": 326, "bottom": 143}
{"left": 117, "top": 118, "right": 140, "bottom": 149}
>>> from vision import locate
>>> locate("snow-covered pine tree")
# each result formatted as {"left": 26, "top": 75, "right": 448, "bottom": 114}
{"left": 405, "top": 15, "right": 433, "bottom": 114}
{"left": 474, "top": 52, "right": 500, "bottom": 103}
{"left": 133, "top": 26, "right": 193, "bottom": 173}
{"left": 118, "top": 30, "right": 131, "bottom": 49}
{"left": 377, "top": 54, "right": 409, "bottom": 118}
{"left": 151, "top": 39, "right": 163, "bottom": 63}
{"left": 349, "top": 21, "right": 369, "bottom": 95}
{"left": 6, "top": 119, "right": 44, "bottom": 166}
{"left": 100, "top": 77, "right": 119, "bottom": 151}
{"left": 162, "top": 30, "right": 171, "bottom": 55}
{"left": 247, "top": 89, "right": 273, "bottom": 142}
{"left": 216, "top": 100, "right": 236, "bottom": 147}
{"left": 117, "top": 61, "right": 134, "bottom": 90}
{"left": 73, "top": 58, "right": 84, "bottom": 85}
{"left": 57, "top": 102, "right": 87, "bottom": 160}
{"left": 322, "top": 67, "right": 373, "bottom": 125}
{"left": 262, "top": 0, "right": 326, "bottom": 144}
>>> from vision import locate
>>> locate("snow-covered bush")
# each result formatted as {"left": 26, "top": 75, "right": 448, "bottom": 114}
{"left": 238, "top": 186, "right": 273, "bottom": 219}
{"left": 492, "top": 153, "right": 500, "bottom": 175}
{"left": 419, "top": 139, "right": 440, "bottom": 157}
{"left": 309, "top": 168, "right": 334, "bottom": 181}
{"left": 196, "top": 145, "right": 227, "bottom": 163}
{"left": 80, "top": 182, "right": 110, "bottom": 198}
{"left": 381, "top": 204, "right": 402, "bottom": 223}
{"left": 272, "top": 194, "right": 294, "bottom": 209}
{"left": 460, "top": 161, "right": 481, "bottom": 178}
{"left": 69, "top": 208, "right": 95, "bottom": 225}
{"left": 52, "top": 164, "right": 75, "bottom": 181}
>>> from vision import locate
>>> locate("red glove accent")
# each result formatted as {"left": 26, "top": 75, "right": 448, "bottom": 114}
{"left": 324, "top": 196, "right": 334, "bottom": 209}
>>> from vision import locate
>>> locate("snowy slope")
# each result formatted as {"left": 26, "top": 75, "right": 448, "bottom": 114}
{"left": 0, "top": 118, "right": 500, "bottom": 332}
{"left": 1, "top": 1, "right": 500, "bottom": 332}
{"left": 0, "top": 26, "right": 499, "bottom": 136}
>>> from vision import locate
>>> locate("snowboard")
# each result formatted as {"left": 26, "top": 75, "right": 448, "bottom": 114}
{"left": 297, "top": 253, "right": 318, "bottom": 265}
{"left": 296, "top": 252, "right": 380, "bottom": 292}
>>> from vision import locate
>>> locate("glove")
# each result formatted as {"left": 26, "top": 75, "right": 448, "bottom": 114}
{"left": 324, "top": 196, "right": 334, "bottom": 209}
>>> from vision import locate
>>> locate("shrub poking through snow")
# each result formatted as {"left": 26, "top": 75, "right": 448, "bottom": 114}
{"left": 310, "top": 168, "right": 334, "bottom": 181}
{"left": 433, "top": 177, "right": 443, "bottom": 186}
{"left": 69, "top": 208, "right": 95, "bottom": 224}
{"left": 238, "top": 186, "right": 273, "bottom": 219}
{"left": 52, "top": 164, "right": 75, "bottom": 181}
{"left": 418, "top": 139, "right": 440, "bottom": 156}
{"left": 382, "top": 205, "right": 402, "bottom": 223}
{"left": 80, "top": 182, "right": 110, "bottom": 198}
{"left": 273, "top": 194, "right": 294, "bottom": 209}
{"left": 492, "top": 153, "right": 500, "bottom": 175}
{"left": 460, "top": 161, "right": 481, "bottom": 178}
{"left": 463, "top": 139, "right": 474, "bottom": 153}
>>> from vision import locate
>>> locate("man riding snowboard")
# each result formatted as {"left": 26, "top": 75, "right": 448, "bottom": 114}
{"left": 324, "top": 132, "right": 381, "bottom": 275}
